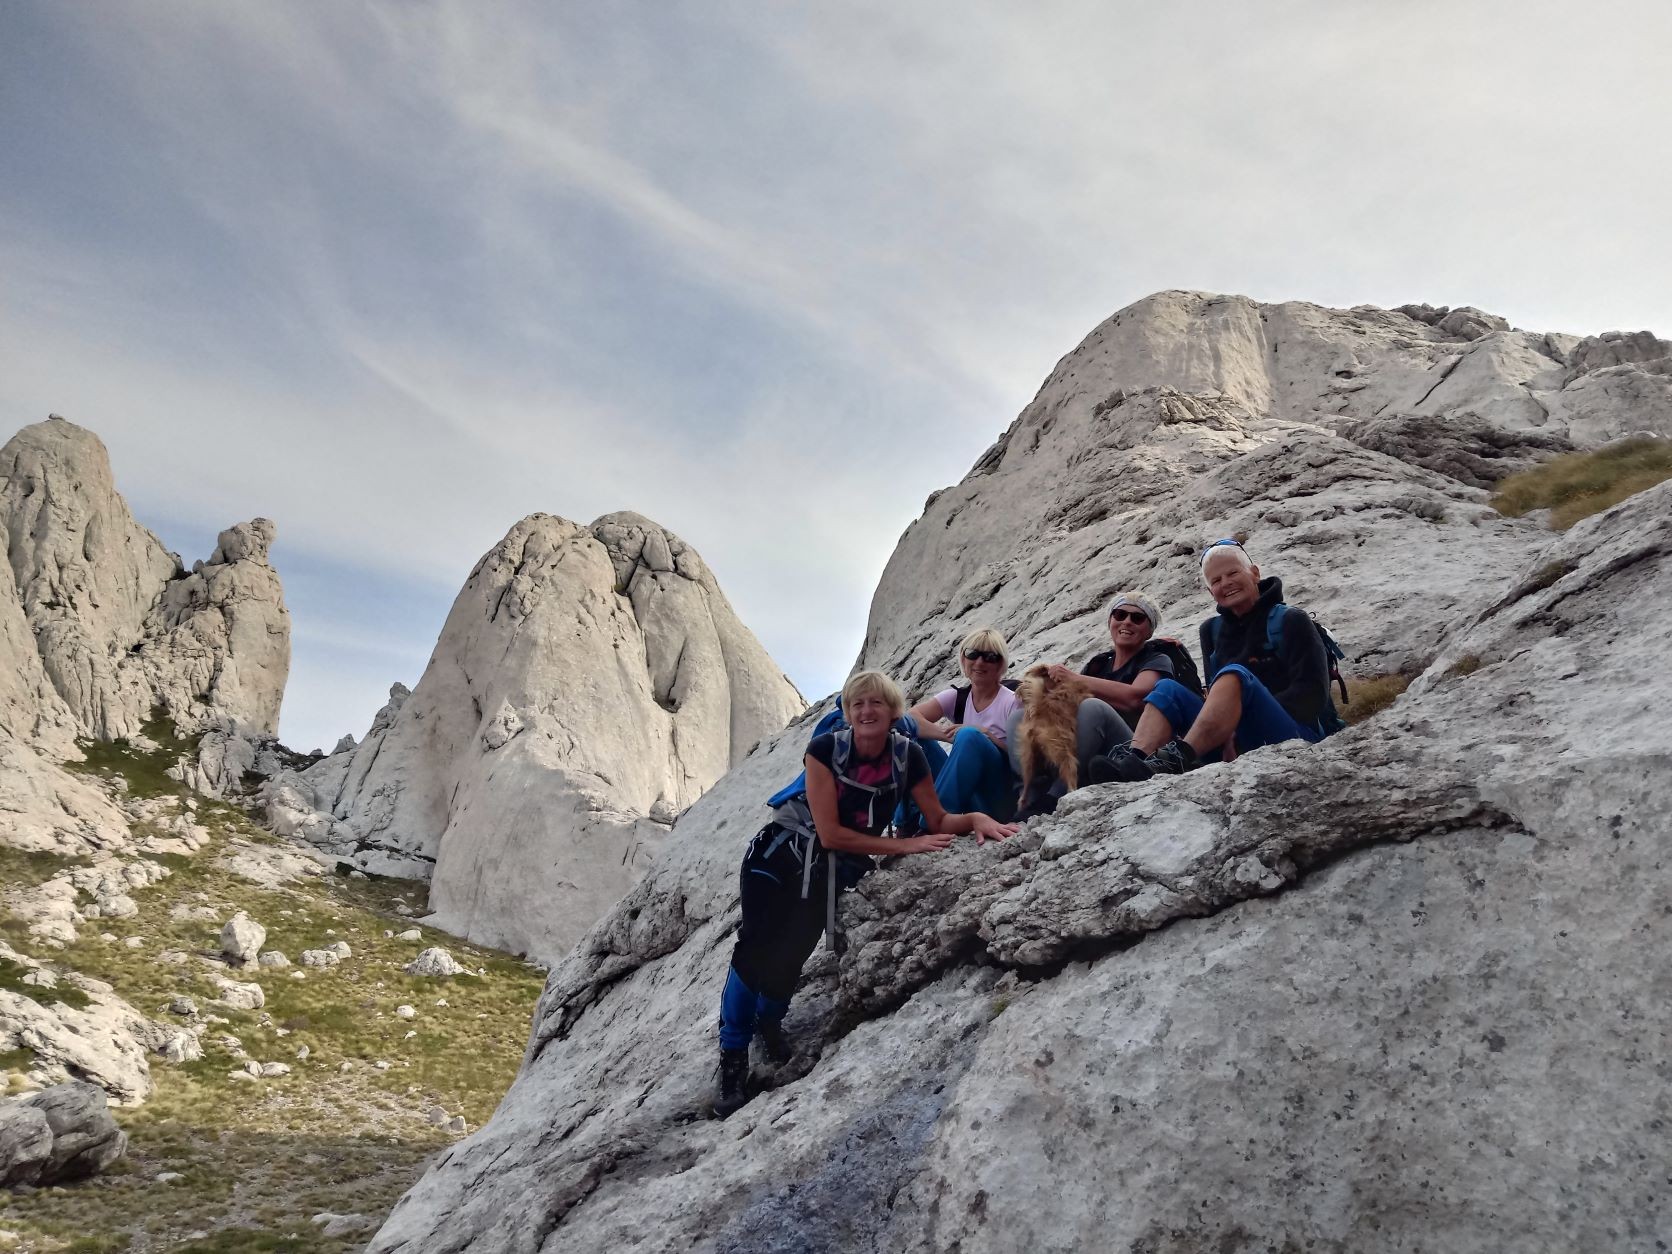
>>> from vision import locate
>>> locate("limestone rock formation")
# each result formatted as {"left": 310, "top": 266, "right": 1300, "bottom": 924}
{"left": 0, "top": 415, "right": 291, "bottom": 848}
{"left": 859, "top": 292, "right": 1672, "bottom": 690}
{"left": 274, "top": 512, "right": 803, "bottom": 961}
{"left": 0, "top": 942, "right": 171, "bottom": 1103}
{"left": 370, "top": 293, "right": 1672, "bottom": 1254}
{"left": 0, "top": 416, "right": 289, "bottom": 744}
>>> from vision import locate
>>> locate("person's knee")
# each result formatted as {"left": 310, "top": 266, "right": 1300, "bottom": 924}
{"left": 951, "top": 725, "right": 987, "bottom": 748}
{"left": 1211, "top": 665, "right": 1252, "bottom": 697}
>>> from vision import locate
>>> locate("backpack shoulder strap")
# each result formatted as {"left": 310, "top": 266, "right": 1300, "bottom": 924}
{"left": 1205, "top": 617, "right": 1224, "bottom": 673}
{"left": 951, "top": 682, "right": 970, "bottom": 725}
{"left": 889, "top": 731, "right": 912, "bottom": 795}
{"left": 1001, "top": 677, "right": 1021, "bottom": 692}
{"left": 832, "top": 725, "right": 854, "bottom": 779}
{"left": 1265, "top": 602, "right": 1289, "bottom": 656}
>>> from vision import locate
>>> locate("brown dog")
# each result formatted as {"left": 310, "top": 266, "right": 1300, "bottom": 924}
{"left": 1016, "top": 662, "right": 1086, "bottom": 795}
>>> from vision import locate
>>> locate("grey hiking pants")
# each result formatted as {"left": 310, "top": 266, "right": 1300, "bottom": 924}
{"left": 1004, "top": 696, "right": 1132, "bottom": 786}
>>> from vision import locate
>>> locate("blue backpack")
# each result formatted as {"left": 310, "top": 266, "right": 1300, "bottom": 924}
{"left": 1205, "top": 603, "right": 1348, "bottom": 736}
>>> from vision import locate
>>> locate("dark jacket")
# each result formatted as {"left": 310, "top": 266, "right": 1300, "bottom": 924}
{"left": 1197, "top": 576, "right": 1328, "bottom": 728}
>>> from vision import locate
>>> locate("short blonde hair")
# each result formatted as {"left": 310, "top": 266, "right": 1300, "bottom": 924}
{"left": 958, "top": 627, "right": 1008, "bottom": 666}
{"left": 841, "top": 670, "right": 906, "bottom": 719}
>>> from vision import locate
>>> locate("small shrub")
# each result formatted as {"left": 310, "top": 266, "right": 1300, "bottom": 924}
{"left": 1341, "top": 673, "right": 1413, "bottom": 726}
{"left": 1445, "top": 654, "right": 1483, "bottom": 679}
{"left": 1491, "top": 436, "right": 1672, "bottom": 529}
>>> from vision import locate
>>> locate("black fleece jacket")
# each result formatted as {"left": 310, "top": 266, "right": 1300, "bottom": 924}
{"left": 1196, "top": 576, "right": 1329, "bottom": 727}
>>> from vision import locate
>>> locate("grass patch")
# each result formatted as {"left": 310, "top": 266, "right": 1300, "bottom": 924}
{"left": 1445, "top": 654, "right": 1483, "bottom": 679}
{"left": 1525, "top": 559, "right": 1577, "bottom": 594}
{"left": 0, "top": 846, "right": 91, "bottom": 888}
{"left": 65, "top": 714, "right": 202, "bottom": 799}
{"left": 1491, "top": 435, "right": 1672, "bottom": 529}
{"left": 0, "top": 790, "right": 543, "bottom": 1253}
{"left": 1340, "top": 673, "right": 1414, "bottom": 726}
{"left": 0, "top": 957, "right": 92, "bottom": 1010}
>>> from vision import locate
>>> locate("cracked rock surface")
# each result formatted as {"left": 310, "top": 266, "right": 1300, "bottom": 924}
{"left": 370, "top": 292, "right": 1672, "bottom": 1253}
{"left": 274, "top": 511, "right": 803, "bottom": 962}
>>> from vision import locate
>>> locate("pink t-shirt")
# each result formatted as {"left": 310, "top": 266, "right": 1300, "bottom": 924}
{"left": 930, "top": 684, "right": 1022, "bottom": 746}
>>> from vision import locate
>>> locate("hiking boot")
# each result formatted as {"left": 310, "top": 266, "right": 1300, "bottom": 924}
{"left": 1088, "top": 746, "right": 1153, "bottom": 784}
{"left": 712, "top": 1048, "right": 751, "bottom": 1118}
{"left": 756, "top": 1019, "right": 792, "bottom": 1065}
{"left": 1143, "top": 738, "right": 1202, "bottom": 775}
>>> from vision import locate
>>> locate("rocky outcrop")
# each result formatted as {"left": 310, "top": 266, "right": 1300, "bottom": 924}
{"left": 0, "top": 416, "right": 290, "bottom": 745}
{"left": 0, "top": 943, "right": 172, "bottom": 1103}
{"left": 0, "top": 1081, "right": 127, "bottom": 1186}
{"left": 370, "top": 293, "right": 1672, "bottom": 1253}
{"left": 857, "top": 293, "right": 1672, "bottom": 691}
{"left": 273, "top": 512, "right": 803, "bottom": 961}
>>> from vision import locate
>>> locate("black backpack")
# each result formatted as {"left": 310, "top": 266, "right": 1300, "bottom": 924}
{"left": 950, "top": 677, "right": 1021, "bottom": 724}
{"left": 1143, "top": 638, "right": 1205, "bottom": 697}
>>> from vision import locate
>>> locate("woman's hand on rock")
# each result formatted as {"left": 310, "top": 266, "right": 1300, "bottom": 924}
{"left": 969, "top": 814, "right": 1018, "bottom": 846}
{"left": 907, "top": 831, "right": 955, "bottom": 854}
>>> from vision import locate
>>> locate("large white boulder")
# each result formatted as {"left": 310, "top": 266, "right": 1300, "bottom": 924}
{"left": 282, "top": 512, "right": 803, "bottom": 961}
{"left": 369, "top": 294, "right": 1672, "bottom": 1254}
{"left": 218, "top": 911, "right": 265, "bottom": 966}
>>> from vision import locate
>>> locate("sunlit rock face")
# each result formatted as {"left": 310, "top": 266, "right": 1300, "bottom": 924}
{"left": 0, "top": 414, "right": 291, "bottom": 850}
{"left": 370, "top": 292, "right": 1672, "bottom": 1254}
{"left": 276, "top": 510, "right": 804, "bottom": 962}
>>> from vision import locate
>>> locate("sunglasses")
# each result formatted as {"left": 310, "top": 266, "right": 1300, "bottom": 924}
{"left": 1201, "top": 537, "right": 1247, "bottom": 560}
{"left": 1109, "top": 609, "right": 1150, "bottom": 625}
{"left": 963, "top": 649, "right": 1004, "bottom": 665}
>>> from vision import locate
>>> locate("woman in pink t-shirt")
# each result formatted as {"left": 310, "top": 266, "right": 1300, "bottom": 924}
{"left": 903, "top": 628, "right": 1022, "bottom": 823}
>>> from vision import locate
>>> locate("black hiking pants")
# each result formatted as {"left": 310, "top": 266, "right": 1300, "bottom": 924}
{"left": 729, "top": 827, "right": 827, "bottom": 1005}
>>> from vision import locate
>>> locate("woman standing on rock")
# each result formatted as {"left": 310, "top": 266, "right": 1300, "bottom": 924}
{"left": 714, "top": 670, "right": 1016, "bottom": 1118}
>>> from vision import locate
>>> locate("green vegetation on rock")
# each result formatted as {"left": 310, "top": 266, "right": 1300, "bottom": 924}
{"left": 1491, "top": 435, "right": 1672, "bottom": 529}
{"left": 0, "top": 784, "right": 546, "bottom": 1253}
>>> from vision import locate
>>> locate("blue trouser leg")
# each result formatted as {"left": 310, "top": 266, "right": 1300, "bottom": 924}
{"left": 754, "top": 989, "right": 792, "bottom": 1029}
{"left": 895, "top": 738, "right": 950, "bottom": 831}
{"left": 722, "top": 837, "right": 826, "bottom": 1049}
{"left": 929, "top": 725, "right": 989, "bottom": 815}
{"left": 719, "top": 966, "right": 759, "bottom": 1051}
{"left": 1214, "top": 664, "right": 1322, "bottom": 750}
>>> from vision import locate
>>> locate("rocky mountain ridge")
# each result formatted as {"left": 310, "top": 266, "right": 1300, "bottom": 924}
{"left": 366, "top": 290, "right": 1672, "bottom": 1253}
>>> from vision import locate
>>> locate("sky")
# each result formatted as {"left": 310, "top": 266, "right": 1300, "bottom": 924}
{"left": 3, "top": 1, "right": 1669, "bottom": 752}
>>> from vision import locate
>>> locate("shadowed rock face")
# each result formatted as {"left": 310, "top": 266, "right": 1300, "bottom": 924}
{"left": 368, "top": 292, "right": 1672, "bottom": 1254}
{"left": 272, "top": 510, "right": 804, "bottom": 962}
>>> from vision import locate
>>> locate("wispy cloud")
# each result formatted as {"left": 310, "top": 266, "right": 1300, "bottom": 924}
{"left": 3, "top": 1, "right": 1669, "bottom": 752}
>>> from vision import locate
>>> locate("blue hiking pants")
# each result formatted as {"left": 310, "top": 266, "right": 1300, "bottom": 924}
{"left": 1144, "top": 665, "right": 1324, "bottom": 754}
{"left": 918, "top": 726, "right": 1018, "bottom": 821}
